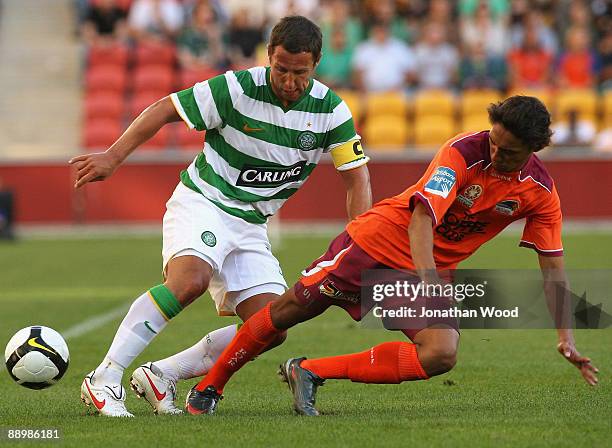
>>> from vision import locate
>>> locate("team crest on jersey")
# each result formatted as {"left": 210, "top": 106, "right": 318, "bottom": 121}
{"left": 201, "top": 231, "right": 217, "bottom": 247}
{"left": 424, "top": 166, "right": 456, "bottom": 199}
{"left": 457, "top": 184, "right": 483, "bottom": 208}
{"left": 297, "top": 131, "right": 317, "bottom": 151}
{"left": 494, "top": 200, "right": 520, "bottom": 216}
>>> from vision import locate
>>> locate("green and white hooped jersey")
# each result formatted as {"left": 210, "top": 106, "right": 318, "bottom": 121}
{"left": 170, "top": 66, "right": 359, "bottom": 224}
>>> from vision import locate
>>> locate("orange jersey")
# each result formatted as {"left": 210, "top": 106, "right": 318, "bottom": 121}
{"left": 347, "top": 131, "right": 563, "bottom": 270}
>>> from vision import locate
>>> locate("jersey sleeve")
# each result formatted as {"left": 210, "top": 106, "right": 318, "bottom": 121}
{"left": 519, "top": 184, "right": 563, "bottom": 256}
{"left": 170, "top": 76, "right": 225, "bottom": 131}
{"left": 323, "top": 99, "right": 359, "bottom": 152}
{"left": 408, "top": 146, "right": 468, "bottom": 226}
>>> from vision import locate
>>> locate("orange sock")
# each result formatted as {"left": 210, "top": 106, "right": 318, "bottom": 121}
{"left": 300, "top": 341, "right": 429, "bottom": 383}
{"left": 196, "top": 302, "right": 280, "bottom": 392}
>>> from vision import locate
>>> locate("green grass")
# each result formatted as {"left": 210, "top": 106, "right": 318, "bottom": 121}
{"left": 0, "top": 233, "right": 611, "bottom": 447}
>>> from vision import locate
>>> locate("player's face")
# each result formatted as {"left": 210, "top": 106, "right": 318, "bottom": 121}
{"left": 488, "top": 123, "right": 533, "bottom": 173}
{"left": 268, "top": 45, "right": 317, "bottom": 107}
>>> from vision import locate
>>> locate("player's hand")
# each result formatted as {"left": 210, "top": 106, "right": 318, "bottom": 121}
{"left": 557, "top": 340, "right": 599, "bottom": 386}
{"left": 69, "top": 151, "right": 121, "bottom": 188}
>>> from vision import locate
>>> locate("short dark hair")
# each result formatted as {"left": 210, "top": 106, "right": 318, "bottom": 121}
{"left": 487, "top": 96, "right": 553, "bottom": 152}
{"left": 268, "top": 16, "right": 322, "bottom": 63}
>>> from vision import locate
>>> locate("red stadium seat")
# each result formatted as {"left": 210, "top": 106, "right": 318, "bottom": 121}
{"left": 127, "top": 92, "right": 165, "bottom": 120}
{"left": 84, "top": 92, "right": 124, "bottom": 121}
{"left": 175, "top": 123, "right": 206, "bottom": 150}
{"left": 132, "top": 65, "right": 176, "bottom": 95}
{"left": 134, "top": 42, "right": 176, "bottom": 68}
{"left": 179, "top": 67, "right": 222, "bottom": 90}
{"left": 83, "top": 119, "right": 123, "bottom": 149}
{"left": 86, "top": 65, "right": 128, "bottom": 94}
{"left": 88, "top": 43, "right": 129, "bottom": 68}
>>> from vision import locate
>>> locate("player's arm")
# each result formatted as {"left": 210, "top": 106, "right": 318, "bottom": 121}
{"left": 538, "top": 254, "right": 599, "bottom": 386}
{"left": 331, "top": 140, "right": 372, "bottom": 220}
{"left": 408, "top": 202, "right": 439, "bottom": 283}
{"left": 69, "top": 96, "right": 181, "bottom": 188}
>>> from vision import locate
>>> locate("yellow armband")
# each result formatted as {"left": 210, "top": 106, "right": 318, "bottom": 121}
{"left": 330, "top": 140, "right": 370, "bottom": 171}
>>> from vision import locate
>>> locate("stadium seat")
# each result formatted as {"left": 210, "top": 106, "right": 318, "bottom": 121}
{"left": 179, "top": 67, "right": 223, "bottom": 90}
{"left": 84, "top": 92, "right": 124, "bottom": 121}
{"left": 175, "top": 124, "right": 206, "bottom": 150}
{"left": 413, "top": 90, "right": 455, "bottom": 119}
{"left": 365, "top": 92, "right": 408, "bottom": 119}
{"left": 88, "top": 43, "right": 129, "bottom": 68}
{"left": 555, "top": 89, "right": 598, "bottom": 122}
{"left": 134, "top": 42, "right": 176, "bottom": 68}
{"left": 603, "top": 91, "right": 612, "bottom": 127}
{"left": 128, "top": 92, "right": 166, "bottom": 120}
{"left": 460, "top": 89, "right": 502, "bottom": 117}
{"left": 132, "top": 66, "right": 176, "bottom": 95}
{"left": 413, "top": 115, "right": 456, "bottom": 148}
{"left": 462, "top": 114, "right": 491, "bottom": 133}
{"left": 335, "top": 89, "right": 364, "bottom": 125}
{"left": 363, "top": 115, "right": 409, "bottom": 150}
{"left": 86, "top": 65, "right": 128, "bottom": 94}
{"left": 83, "top": 119, "right": 123, "bottom": 149}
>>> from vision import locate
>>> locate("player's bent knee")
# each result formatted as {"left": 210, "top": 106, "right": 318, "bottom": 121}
{"left": 419, "top": 345, "right": 457, "bottom": 376}
{"left": 165, "top": 278, "right": 209, "bottom": 306}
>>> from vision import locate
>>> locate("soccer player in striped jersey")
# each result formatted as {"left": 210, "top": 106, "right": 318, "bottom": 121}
{"left": 184, "top": 96, "right": 598, "bottom": 416}
{"left": 71, "top": 16, "right": 372, "bottom": 417}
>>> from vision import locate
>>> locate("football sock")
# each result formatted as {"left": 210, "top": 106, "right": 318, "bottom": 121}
{"left": 300, "top": 341, "right": 429, "bottom": 383}
{"left": 154, "top": 324, "right": 239, "bottom": 383}
{"left": 196, "top": 303, "right": 279, "bottom": 393}
{"left": 95, "top": 285, "right": 182, "bottom": 385}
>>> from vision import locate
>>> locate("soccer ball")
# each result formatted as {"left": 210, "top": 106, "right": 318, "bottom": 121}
{"left": 4, "top": 326, "right": 70, "bottom": 389}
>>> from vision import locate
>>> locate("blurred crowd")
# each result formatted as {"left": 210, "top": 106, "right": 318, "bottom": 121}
{"left": 76, "top": 0, "right": 612, "bottom": 150}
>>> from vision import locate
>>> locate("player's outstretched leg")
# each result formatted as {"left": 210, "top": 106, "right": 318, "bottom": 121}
{"left": 279, "top": 326, "right": 459, "bottom": 416}
{"left": 81, "top": 256, "right": 211, "bottom": 416}
{"left": 185, "top": 288, "right": 328, "bottom": 415}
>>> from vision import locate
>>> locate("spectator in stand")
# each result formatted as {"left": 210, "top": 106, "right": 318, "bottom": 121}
{"left": 557, "top": 26, "right": 599, "bottom": 89}
{"left": 413, "top": 21, "right": 459, "bottom": 90}
{"left": 459, "top": 41, "right": 507, "bottom": 90}
{"left": 128, "top": 0, "right": 184, "bottom": 42}
{"left": 507, "top": 22, "right": 553, "bottom": 90}
{"left": 511, "top": 9, "right": 558, "bottom": 55}
{"left": 227, "top": 8, "right": 264, "bottom": 69}
{"left": 364, "top": 0, "right": 412, "bottom": 44}
{"left": 460, "top": 0, "right": 509, "bottom": 57}
{"left": 316, "top": 25, "right": 354, "bottom": 90}
{"left": 265, "top": 0, "right": 321, "bottom": 23}
{"left": 177, "top": 1, "right": 227, "bottom": 71}
{"left": 320, "top": 0, "right": 363, "bottom": 52}
{"left": 425, "top": 0, "right": 458, "bottom": 44}
{"left": 395, "top": 0, "right": 428, "bottom": 45}
{"left": 81, "top": 0, "right": 128, "bottom": 45}
{"left": 599, "top": 31, "right": 612, "bottom": 91}
{"left": 592, "top": 0, "right": 612, "bottom": 41}
{"left": 459, "top": 0, "right": 509, "bottom": 20}
{"left": 351, "top": 20, "right": 416, "bottom": 93}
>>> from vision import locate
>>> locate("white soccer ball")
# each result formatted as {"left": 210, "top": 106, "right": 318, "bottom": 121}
{"left": 4, "top": 326, "right": 70, "bottom": 389}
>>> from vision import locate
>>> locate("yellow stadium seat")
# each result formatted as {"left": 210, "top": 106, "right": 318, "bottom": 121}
{"left": 336, "top": 89, "right": 364, "bottom": 124}
{"left": 414, "top": 115, "right": 456, "bottom": 148}
{"left": 364, "top": 115, "right": 409, "bottom": 150}
{"left": 365, "top": 92, "right": 409, "bottom": 119}
{"left": 413, "top": 90, "right": 455, "bottom": 119}
{"left": 460, "top": 89, "right": 502, "bottom": 117}
{"left": 508, "top": 89, "right": 552, "bottom": 110}
{"left": 462, "top": 114, "right": 491, "bottom": 133}
{"left": 602, "top": 91, "right": 612, "bottom": 127}
{"left": 555, "top": 89, "right": 598, "bottom": 122}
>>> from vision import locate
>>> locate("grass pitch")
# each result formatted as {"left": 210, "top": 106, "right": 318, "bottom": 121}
{"left": 0, "top": 233, "right": 611, "bottom": 447}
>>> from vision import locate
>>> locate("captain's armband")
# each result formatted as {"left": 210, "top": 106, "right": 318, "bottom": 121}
{"left": 330, "top": 140, "right": 370, "bottom": 171}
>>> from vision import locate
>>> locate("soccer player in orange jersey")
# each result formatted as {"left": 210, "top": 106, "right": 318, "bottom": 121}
{"left": 185, "top": 96, "right": 599, "bottom": 416}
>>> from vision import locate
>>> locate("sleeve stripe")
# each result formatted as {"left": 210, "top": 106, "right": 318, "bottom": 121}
{"left": 411, "top": 192, "right": 438, "bottom": 226}
{"left": 519, "top": 240, "right": 564, "bottom": 256}
{"left": 336, "top": 156, "right": 370, "bottom": 171}
{"left": 170, "top": 93, "right": 195, "bottom": 129}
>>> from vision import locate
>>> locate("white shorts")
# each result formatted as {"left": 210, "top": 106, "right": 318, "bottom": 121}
{"left": 162, "top": 182, "right": 287, "bottom": 316}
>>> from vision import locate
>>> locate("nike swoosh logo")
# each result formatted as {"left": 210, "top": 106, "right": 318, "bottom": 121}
{"left": 28, "top": 338, "right": 56, "bottom": 354}
{"left": 144, "top": 321, "right": 157, "bottom": 334}
{"left": 85, "top": 381, "right": 106, "bottom": 410}
{"left": 144, "top": 370, "right": 166, "bottom": 401}
{"left": 243, "top": 123, "right": 264, "bottom": 132}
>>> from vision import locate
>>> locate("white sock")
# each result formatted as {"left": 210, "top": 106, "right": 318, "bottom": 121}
{"left": 95, "top": 291, "right": 168, "bottom": 385}
{"left": 154, "top": 324, "right": 238, "bottom": 383}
